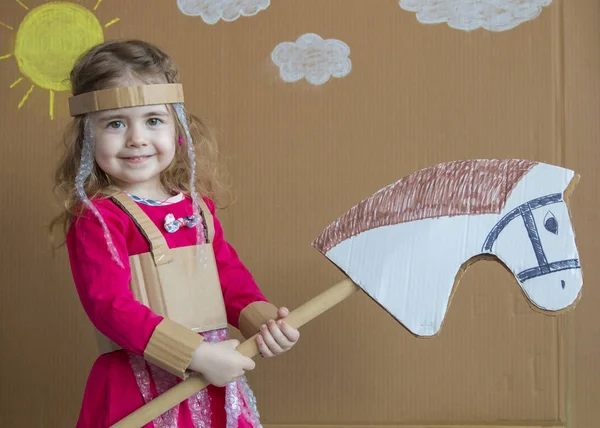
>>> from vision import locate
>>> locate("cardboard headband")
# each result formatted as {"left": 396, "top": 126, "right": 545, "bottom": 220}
{"left": 68, "top": 83, "right": 184, "bottom": 116}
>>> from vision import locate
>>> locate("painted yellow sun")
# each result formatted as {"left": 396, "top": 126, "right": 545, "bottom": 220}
{"left": 0, "top": 0, "right": 120, "bottom": 119}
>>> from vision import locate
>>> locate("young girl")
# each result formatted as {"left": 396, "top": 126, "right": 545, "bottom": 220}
{"left": 52, "top": 39, "right": 299, "bottom": 427}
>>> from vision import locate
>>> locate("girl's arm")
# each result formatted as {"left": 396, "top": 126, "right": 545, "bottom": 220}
{"left": 205, "top": 198, "right": 279, "bottom": 339}
{"left": 67, "top": 199, "right": 202, "bottom": 379}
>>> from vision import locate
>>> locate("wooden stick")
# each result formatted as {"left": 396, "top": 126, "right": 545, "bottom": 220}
{"left": 111, "top": 278, "right": 360, "bottom": 427}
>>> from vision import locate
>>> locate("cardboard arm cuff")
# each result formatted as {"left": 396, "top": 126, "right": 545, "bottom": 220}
{"left": 238, "top": 301, "right": 279, "bottom": 339}
{"left": 143, "top": 319, "right": 203, "bottom": 379}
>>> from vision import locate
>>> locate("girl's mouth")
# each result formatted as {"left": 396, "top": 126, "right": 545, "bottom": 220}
{"left": 122, "top": 155, "right": 153, "bottom": 164}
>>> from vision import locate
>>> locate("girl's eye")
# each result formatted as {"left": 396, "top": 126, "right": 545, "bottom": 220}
{"left": 108, "top": 121, "right": 124, "bottom": 129}
{"left": 148, "top": 118, "right": 162, "bottom": 126}
{"left": 543, "top": 211, "right": 558, "bottom": 235}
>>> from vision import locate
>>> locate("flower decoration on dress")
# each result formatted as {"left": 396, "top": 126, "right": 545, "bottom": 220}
{"left": 164, "top": 213, "right": 201, "bottom": 233}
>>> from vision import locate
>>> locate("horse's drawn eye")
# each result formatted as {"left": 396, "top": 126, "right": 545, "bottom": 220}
{"left": 544, "top": 211, "right": 558, "bottom": 235}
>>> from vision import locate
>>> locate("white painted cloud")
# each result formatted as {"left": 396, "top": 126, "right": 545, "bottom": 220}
{"left": 399, "top": 0, "right": 552, "bottom": 32}
{"left": 271, "top": 33, "right": 351, "bottom": 85}
{"left": 177, "top": 0, "right": 270, "bottom": 24}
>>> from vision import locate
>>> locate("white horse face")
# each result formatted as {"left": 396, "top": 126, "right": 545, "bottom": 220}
{"left": 483, "top": 191, "right": 582, "bottom": 312}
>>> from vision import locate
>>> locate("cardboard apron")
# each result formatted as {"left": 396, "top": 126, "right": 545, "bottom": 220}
{"left": 95, "top": 190, "right": 228, "bottom": 355}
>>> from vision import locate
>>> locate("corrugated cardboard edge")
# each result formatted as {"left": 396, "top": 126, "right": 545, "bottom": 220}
{"left": 68, "top": 83, "right": 184, "bottom": 116}
{"left": 549, "top": 1, "right": 576, "bottom": 424}
{"left": 558, "top": 303, "right": 576, "bottom": 428}
{"left": 557, "top": 176, "right": 578, "bottom": 428}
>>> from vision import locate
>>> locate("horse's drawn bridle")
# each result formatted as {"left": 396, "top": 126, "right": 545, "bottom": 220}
{"left": 482, "top": 193, "right": 580, "bottom": 283}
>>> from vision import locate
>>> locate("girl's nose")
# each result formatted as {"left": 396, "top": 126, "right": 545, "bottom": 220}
{"left": 126, "top": 131, "right": 148, "bottom": 148}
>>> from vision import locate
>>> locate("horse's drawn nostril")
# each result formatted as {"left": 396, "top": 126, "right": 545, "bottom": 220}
{"left": 561, "top": 280, "right": 566, "bottom": 289}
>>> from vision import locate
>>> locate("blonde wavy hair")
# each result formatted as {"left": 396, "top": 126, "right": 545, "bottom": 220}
{"left": 50, "top": 40, "right": 230, "bottom": 242}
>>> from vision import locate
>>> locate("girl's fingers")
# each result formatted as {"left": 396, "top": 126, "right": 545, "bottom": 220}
{"left": 256, "top": 335, "right": 273, "bottom": 357}
{"left": 261, "top": 324, "right": 285, "bottom": 354}
{"left": 277, "top": 320, "right": 300, "bottom": 343}
{"left": 277, "top": 307, "right": 289, "bottom": 318}
{"left": 267, "top": 320, "right": 293, "bottom": 349}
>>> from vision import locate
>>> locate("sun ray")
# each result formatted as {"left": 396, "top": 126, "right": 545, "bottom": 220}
{"left": 10, "top": 2, "right": 114, "bottom": 118}
{"left": 49, "top": 90, "right": 55, "bottom": 120}
{"left": 10, "top": 77, "right": 24, "bottom": 88}
{"left": 104, "top": 17, "right": 120, "bottom": 28}
{"left": 16, "top": 0, "right": 29, "bottom": 11}
{"left": 18, "top": 84, "right": 35, "bottom": 109}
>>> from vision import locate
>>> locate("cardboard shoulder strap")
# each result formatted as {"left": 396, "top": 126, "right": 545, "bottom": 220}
{"left": 108, "top": 191, "right": 173, "bottom": 266}
{"left": 196, "top": 197, "right": 215, "bottom": 243}
{"left": 104, "top": 190, "right": 215, "bottom": 262}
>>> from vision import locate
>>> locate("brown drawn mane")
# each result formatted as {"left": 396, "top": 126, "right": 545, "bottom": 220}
{"left": 313, "top": 159, "right": 537, "bottom": 254}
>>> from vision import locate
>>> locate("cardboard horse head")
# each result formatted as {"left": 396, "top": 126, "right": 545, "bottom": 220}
{"left": 312, "top": 159, "right": 583, "bottom": 336}
{"left": 113, "top": 158, "right": 583, "bottom": 427}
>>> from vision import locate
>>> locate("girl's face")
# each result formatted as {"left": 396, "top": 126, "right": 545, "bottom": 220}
{"left": 91, "top": 104, "right": 176, "bottom": 196}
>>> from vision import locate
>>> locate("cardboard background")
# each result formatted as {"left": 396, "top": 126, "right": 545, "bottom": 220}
{"left": 0, "top": 0, "right": 598, "bottom": 426}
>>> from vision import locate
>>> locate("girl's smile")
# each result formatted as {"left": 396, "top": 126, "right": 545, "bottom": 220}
{"left": 92, "top": 103, "right": 176, "bottom": 197}
{"left": 120, "top": 154, "right": 155, "bottom": 164}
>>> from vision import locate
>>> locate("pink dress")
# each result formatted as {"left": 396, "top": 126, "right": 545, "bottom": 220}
{"left": 66, "top": 193, "right": 269, "bottom": 427}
